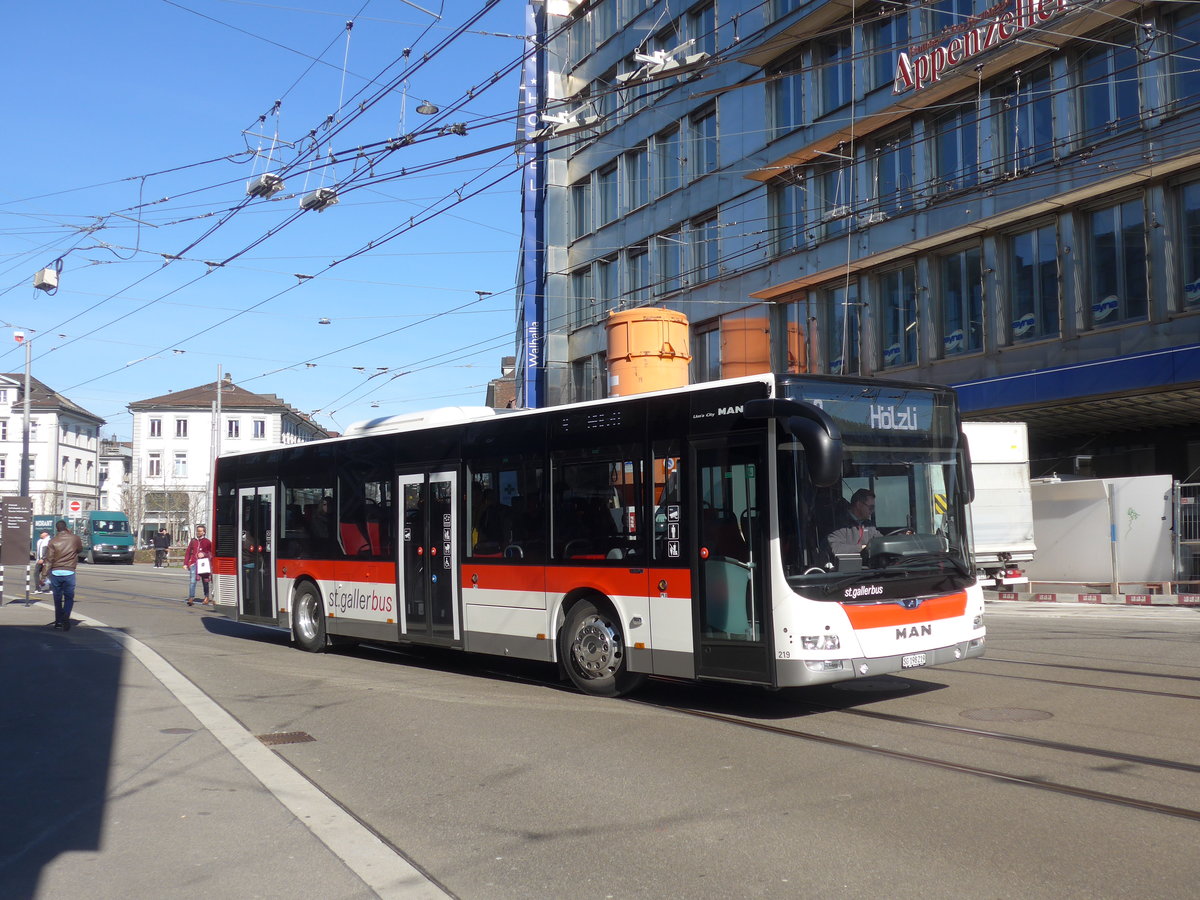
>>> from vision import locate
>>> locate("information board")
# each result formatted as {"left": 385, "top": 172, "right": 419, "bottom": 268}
{"left": 1, "top": 497, "right": 33, "bottom": 566}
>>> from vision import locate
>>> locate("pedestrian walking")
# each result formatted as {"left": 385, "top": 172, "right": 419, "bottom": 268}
{"left": 34, "top": 530, "right": 51, "bottom": 593}
{"left": 152, "top": 528, "right": 171, "bottom": 567}
{"left": 45, "top": 520, "right": 83, "bottom": 631}
{"left": 184, "top": 525, "right": 214, "bottom": 606}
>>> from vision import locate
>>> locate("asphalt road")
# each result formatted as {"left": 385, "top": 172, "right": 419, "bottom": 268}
{"left": 2, "top": 564, "right": 1199, "bottom": 899}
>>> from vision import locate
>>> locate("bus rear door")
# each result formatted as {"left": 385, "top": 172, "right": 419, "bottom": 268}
{"left": 237, "top": 485, "right": 277, "bottom": 622}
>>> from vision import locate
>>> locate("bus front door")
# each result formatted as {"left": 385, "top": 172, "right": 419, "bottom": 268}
{"left": 693, "top": 442, "right": 771, "bottom": 684}
{"left": 398, "top": 470, "right": 459, "bottom": 644}
{"left": 237, "top": 485, "right": 276, "bottom": 622}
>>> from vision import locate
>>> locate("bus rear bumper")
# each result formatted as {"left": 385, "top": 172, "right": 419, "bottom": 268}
{"left": 776, "top": 637, "right": 986, "bottom": 688}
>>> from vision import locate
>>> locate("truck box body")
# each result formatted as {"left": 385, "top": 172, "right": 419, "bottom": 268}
{"left": 963, "top": 422, "right": 1036, "bottom": 586}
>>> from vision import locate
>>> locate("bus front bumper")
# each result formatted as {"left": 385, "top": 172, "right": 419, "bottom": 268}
{"left": 776, "top": 637, "right": 986, "bottom": 688}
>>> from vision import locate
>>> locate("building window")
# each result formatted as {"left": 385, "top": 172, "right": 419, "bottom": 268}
{"left": 868, "top": 6, "right": 908, "bottom": 91}
{"left": 569, "top": 8, "right": 593, "bottom": 65}
{"left": 693, "top": 325, "right": 720, "bottom": 382}
{"left": 30, "top": 421, "right": 37, "bottom": 441}
{"left": 572, "top": 266, "right": 595, "bottom": 328}
{"left": 688, "top": 3, "right": 716, "bottom": 58}
{"left": 572, "top": 353, "right": 607, "bottom": 402}
{"left": 933, "top": 99, "right": 979, "bottom": 193}
{"left": 1077, "top": 33, "right": 1140, "bottom": 144}
{"left": 817, "top": 162, "right": 852, "bottom": 239}
{"left": 228, "top": 419, "right": 241, "bottom": 439}
{"left": 149, "top": 418, "right": 162, "bottom": 438}
{"left": 770, "top": 180, "right": 805, "bottom": 256}
{"left": 253, "top": 419, "right": 266, "bottom": 439}
{"left": 571, "top": 178, "right": 591, "bottom": 240}
{"left": 816, "top": 30, "right": 853, "bottom": 115}
{"left": 689, "top": 104, "right": 717, "bottom": 177}
{"left": 1009, "top": 224, "right": 1060, "bottom": 342}
{"left": 878, "top": 267, "right": 918, "bottom": 369}
{"left": 148, "top": 453, "right": 162, "bottom": 477}
{"left": 822, "top": 285, "right": 861, "bottom": 375}
{"left": 778, "top": 298, "right": 815, "bottom": 373}
{"left": 1171, "top": 8, "right": 1200, "bottom": 109}
{"left": 0, "top": 456, "right": 6, "bottom": 479}
{"left": 927, "top": 0, "right": 976, "bottom": 34}
{"left": 871, "top": 131, "right": 914, "bottom": 217}
{"left": 625, "top": 144, "right": 648, "bottom": 211}
{"left": 1087, "top": 197, "right": 1147, "bottom": 327}
{"left": 939, "top": 246, "right": 984, "bottom": 356}
{"left": 174, "top": 453, "right": 187, "bottom": 478}
{"left": 1182, "top": 181, "right": 1200, "bottom": 309}
{"left": 656, "top": 231, "right": 683, "bottom": 295}
{"left": 175, "top": 418, "right": 188, "bottom": 438}
{"left": 994, "top": 67, "right": 1054, "bottom": 173}
{"left": 0, "top": 420, "right": 6, "bottom": 441}
{"left": 655, "top": 126, "right": 681, "bottom": 197}
{"left": 769, "top": 54, "right": 804, "bottom": 136}
{"left": 0, "top": 389, "right": 7, "bottom": 404}
{"left": 597, "top": 256, "right": 619, "bottom": 318}
{"left": 597, "top": 163, "right": 618, "bottom": 224}
{"left": 627, "top": 243, "right": 650, "bottom": 306}
{"left": 691, "top": 214, "right": 720, "bottom": 284}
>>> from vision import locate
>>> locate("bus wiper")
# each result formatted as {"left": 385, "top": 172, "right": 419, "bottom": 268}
{"left": 875, "top": 551, "right": 970, "bottom": 577}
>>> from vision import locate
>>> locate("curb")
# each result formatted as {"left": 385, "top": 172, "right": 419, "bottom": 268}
{"left": 986, "top": 590, "right": 1200, "bottom": 608}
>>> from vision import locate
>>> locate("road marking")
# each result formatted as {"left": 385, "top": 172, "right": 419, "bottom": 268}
{"left": 74, "top": 611, "right": 450, "bottom": 900}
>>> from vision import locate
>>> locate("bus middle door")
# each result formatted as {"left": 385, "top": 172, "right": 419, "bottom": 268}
{"left": 398, "top": 470, "right": 460, "bottom": 645}
{"left": 237, "top": 485, "right": 277, "bottom": 623}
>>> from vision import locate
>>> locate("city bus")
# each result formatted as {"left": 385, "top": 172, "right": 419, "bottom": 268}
{"left": 210, "top": 374, "right": 985, "bottom": 696}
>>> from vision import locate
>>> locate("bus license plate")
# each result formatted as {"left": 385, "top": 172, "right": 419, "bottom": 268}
{"left": 901, "top": 653, "right": 927, "bottom": 669}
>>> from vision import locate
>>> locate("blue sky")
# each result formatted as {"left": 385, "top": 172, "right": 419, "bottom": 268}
{"left": 0, "top": 0, "right": 527, "bottom": 438}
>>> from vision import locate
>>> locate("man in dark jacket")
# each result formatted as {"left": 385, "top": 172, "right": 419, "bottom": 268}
{"left": 45, "top": 520, "right": 83, "bottom": 630}
{"left": 152, "top": 528, "right": 171, "bottom": 568}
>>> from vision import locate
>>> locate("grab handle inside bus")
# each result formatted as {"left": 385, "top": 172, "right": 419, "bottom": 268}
{"left": 743, "top": 398, "right": 843, "bottom": 487}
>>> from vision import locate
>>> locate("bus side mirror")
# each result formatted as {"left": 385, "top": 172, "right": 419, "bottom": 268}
{"left": 744, "top": 398, "right": 843, "bottom": 488}
{"left": 959, "top": 429, "right": 975, "bottom": 504}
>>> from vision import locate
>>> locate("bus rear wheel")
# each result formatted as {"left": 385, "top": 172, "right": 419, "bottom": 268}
{"left": 293, "top": 582, "right": 328, "bottom": 653}
{"left": 559, "top": 599, "right": 646, "bottom": 697}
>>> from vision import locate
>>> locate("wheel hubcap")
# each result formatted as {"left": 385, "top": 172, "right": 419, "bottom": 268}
{"left": 571, "top": 614, "right": 622, "bottom": 679}
{"left": 297, "top": 594, "right": 317, "bottom": 640}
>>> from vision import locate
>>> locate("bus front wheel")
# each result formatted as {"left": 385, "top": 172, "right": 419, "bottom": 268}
{"left": 559, "top": 599, "right": 646, "bottom": 698}
{"left": 293, "top": 582, "right": 328, "bottom": 653}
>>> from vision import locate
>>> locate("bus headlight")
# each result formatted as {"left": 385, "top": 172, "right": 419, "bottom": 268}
{"left": 801, "top": 634, "right": 841, "bottom": 651}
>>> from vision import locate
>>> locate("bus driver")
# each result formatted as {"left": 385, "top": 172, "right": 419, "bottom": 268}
{"left": 826, "top": 488, "right": 880, "bottom": 556}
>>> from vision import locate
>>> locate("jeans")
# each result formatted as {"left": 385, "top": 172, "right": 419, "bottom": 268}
{"left": 155, "top": 549, "right": 167, "bottom": 567}
{"left": 188, "top": 566, "right": 211, "bottom": 600}
{"left": 49, "top": 572, "right": 76, "bottom": 625}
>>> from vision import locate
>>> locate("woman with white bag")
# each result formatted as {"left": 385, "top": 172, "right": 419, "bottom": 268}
{"left": 184, "top": 525, "right": 214, "bottom": 606}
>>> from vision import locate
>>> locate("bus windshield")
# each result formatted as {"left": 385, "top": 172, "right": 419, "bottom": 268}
{"left": 774, "top": 379, "right": 971, "bottom": 597}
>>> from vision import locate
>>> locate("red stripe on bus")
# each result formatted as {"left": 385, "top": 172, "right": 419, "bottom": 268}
{"left": 839, "top": 591, "right": 967, "bottom": 628}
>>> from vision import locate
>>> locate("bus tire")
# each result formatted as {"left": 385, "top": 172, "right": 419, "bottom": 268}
{"left": 293, "top": 582, "right": 328, "bottom": 653}
{"left": 559, "top": 598, "right": 646, "bottom": 698}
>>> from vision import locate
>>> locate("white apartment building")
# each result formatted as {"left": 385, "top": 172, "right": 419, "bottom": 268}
{"left": 0, "top": 374, "right": 103, "bottom": 516}
{"left": 128, "top": 374, "right": 331, "bottom": 543}
{"left": 99, "top": 439, "right": 132, "bottom": 511}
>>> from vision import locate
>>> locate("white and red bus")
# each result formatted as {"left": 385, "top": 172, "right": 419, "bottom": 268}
{"left": 210, "top": 374, "right": 985, "bottom": 696}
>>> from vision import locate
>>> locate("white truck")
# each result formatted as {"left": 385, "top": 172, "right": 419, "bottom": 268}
{"left": 963, "top": 422, "right": 1036, "bottom": 589}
